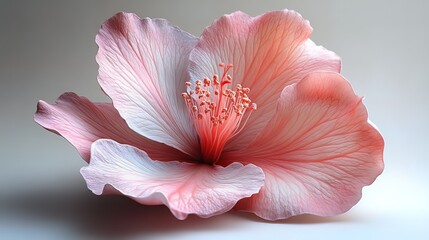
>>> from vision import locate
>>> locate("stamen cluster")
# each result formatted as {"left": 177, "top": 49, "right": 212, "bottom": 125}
{"left": 182, "top": 63, "right": 256, "bottom": 163}
{"left": 182, "top": 63, "right": 256, "bottom": 127}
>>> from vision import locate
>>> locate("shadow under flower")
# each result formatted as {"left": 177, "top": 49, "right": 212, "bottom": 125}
{"left": 0, "top": 178, "right": 245, "bottom": 239}
{"left": 0, "top": 177, "right": 360, "bottom": 239}
{"left": 235, "top": 211, "right": 359, "bottom": 224}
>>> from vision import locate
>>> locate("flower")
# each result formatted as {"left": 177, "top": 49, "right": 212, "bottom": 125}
{"left": 35, "top": 10, "right": 384, "bottom": 220}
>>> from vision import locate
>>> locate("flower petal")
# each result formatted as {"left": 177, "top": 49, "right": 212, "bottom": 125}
{"left": 189, "top": 10, "right": 341, "bottom": 150}
{"left": 96, "top": 12, "right": 199, "bottom": 158}
{"left": 35, "top": 92, "right": 190, "bottom": 163}
{"left": 220, "top": 72, "right": 384, "bottom": 220}
{"left": 81, "top": 139, "right": 265, "bottom": 220}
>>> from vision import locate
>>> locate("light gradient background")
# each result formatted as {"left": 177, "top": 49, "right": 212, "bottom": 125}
{"left": 1, "top": 0, "right": 428, "bottom": 239}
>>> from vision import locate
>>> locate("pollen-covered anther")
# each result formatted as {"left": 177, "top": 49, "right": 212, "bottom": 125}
{"left": 182, "top": 63, "right": 257, "bottom": 163}
{"left": 213, "top": 74, "right": 220, "bottom": 85}
{"left": 251, "top": 103, "right": 257, "bottom": 110}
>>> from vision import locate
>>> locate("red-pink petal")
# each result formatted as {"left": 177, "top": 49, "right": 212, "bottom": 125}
{"left": 96, "top": 12, "right": 199, "bottom": 158}
{"left": 220, "top": 72, "right": 384, "bottom": 220}
{"left": 81, "top": 139, "right": 265, "bottom": 220}
{"left": 189, "top": 10, "right": 341, "bottom": 150}
{"left": 34, "top": 92, "right": 190, "bottom": 163}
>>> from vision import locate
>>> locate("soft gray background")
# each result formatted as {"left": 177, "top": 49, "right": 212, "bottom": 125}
{"left": 1, "top": 0, "right": 428, "bottom": 239}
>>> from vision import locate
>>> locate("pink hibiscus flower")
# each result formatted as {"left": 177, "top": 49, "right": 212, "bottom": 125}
{"left": 35, "top": 10, "right": 384, "bottom": 220}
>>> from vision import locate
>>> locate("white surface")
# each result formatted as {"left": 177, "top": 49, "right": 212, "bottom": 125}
{"left": 1, "top": 0, "right": 428, "bottom": 239}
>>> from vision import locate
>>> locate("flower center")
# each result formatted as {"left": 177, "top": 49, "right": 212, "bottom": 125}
{"left": 182, "top": 63, "right": 257, "bottom": 164}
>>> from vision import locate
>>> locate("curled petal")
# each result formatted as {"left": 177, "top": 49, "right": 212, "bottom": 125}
{"left": 189, "top": 10, "right": 341, "bottom": 150}
{"left": 81, "top": 139, "right": 265, "bottom": 220}
{"left": 96, "top": 12, "right": 200, "bottom": 158}
{"left": 35, "top": 93, "right": 189, "bottom": 162}
{"left": 220, "top": 72, "right": 384, "bottom": 220}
